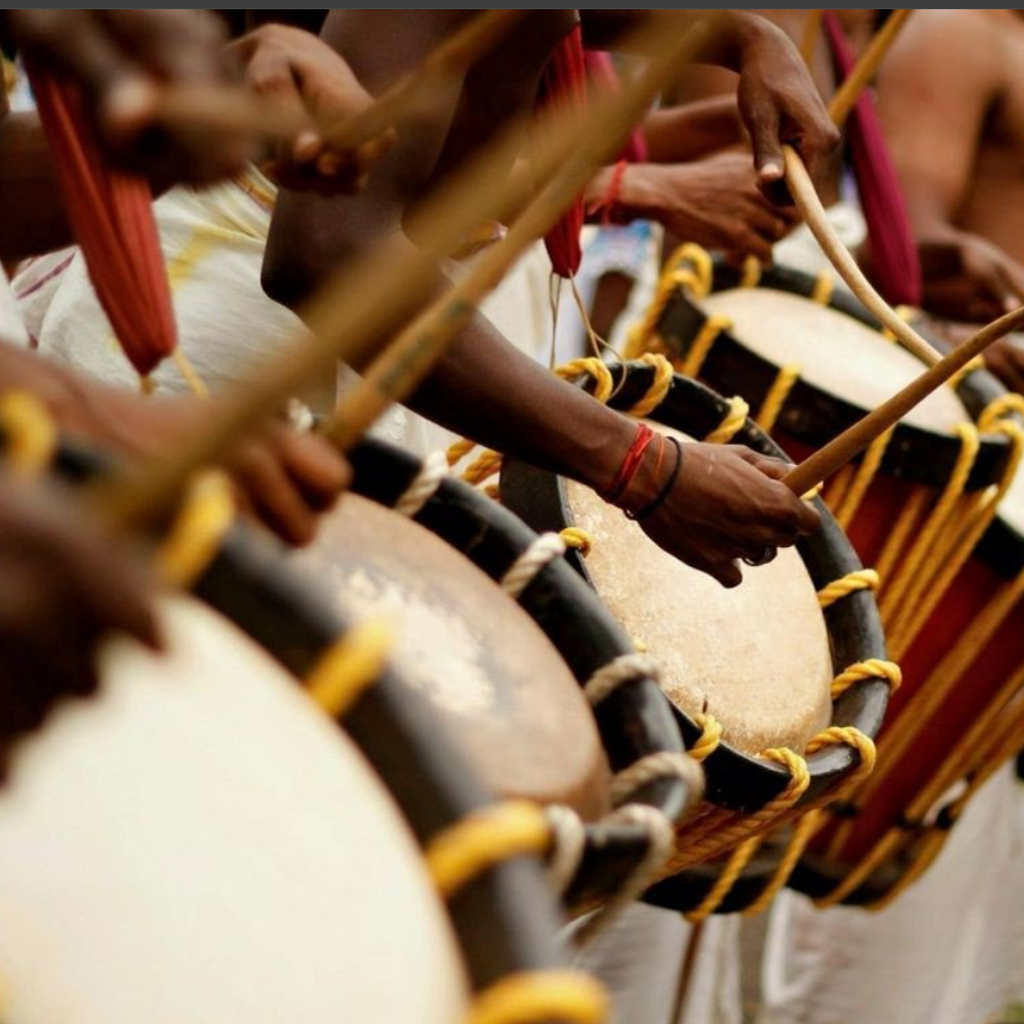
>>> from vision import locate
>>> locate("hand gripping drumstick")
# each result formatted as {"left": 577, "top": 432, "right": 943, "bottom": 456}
{"left": 149, "top": 11, "right": 525, "bottom": 153}
{"left": 782, "top": 304, "right": 1024, "bottom": 496}
{"left": 95, "top": 13, "right": 717, "bottom": 532}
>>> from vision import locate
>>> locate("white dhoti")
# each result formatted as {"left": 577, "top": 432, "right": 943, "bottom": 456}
{"left": 759, "top": 768, "right": 1024, "bottom": 1024}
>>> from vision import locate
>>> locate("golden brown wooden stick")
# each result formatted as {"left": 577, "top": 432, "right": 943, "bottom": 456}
{"left": 324, "top": 21, "right": 716, "bottom": 450}
{"left": 94, "top": 12, "right": 713, "bottom": 532}
{"left": 783, "top": 144, "right": 942, "bottom": 366}
{"left": 826, "top": 9, "right": 912, "bottom": 129}
{"left": 799, "top": 10, "right": 823, "bottom": 68}
{"left": 149, "top": 87, "right": 297, "bottom": 141}
{"left": 783, "top": 305, "right": 1024, "bottom": 496}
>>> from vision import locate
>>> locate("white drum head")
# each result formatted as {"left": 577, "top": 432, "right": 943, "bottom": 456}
{"left": 699, "top": 288, "right": 970, "bottom": 433}
{"left": 568, "top": 424, "right": 833, "bottom": 755}
{"left": 0, "top": 597, "right": 468, "bottom": 1024}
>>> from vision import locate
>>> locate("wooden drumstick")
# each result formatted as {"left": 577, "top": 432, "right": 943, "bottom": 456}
{"left": 799, "top": 10, "right": 823, "bottom": 68}
{"left": 783, "top": 304, "right": 1024, "bottom": 496}
{"left": 783, "top": 144, "right": 943, "bottom": 367}
{"left": 95, "top": 13, "right": 715, "bottom": 532}
{"left": 148, "top": 87, "right": 298, "bottom": 141}
{"left": 826, "top": 9, "right": 912, "bottom": 129}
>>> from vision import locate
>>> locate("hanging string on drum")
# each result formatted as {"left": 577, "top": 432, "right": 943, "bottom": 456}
{"left": 89, "top": 12, "right": 727, "bottom": 536}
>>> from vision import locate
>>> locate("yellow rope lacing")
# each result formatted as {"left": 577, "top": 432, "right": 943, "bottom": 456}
{"left": 678, "top": 314, "right": 733, "bottom": 379}
{"left": 879, "top": 422, "right": 979, "bottom": 628}
{"left": 740, "top": 255, "right": 762, "bottom": 289}
{"left": 842, "top": 565, "right": 1024, "bottom": 834}
{"left": 444, "top": 355, "right": 656, "bottom": 488}
{"left": 947, "top": 355, "right": 985, "bottom": 391}
{"left": 871, "top": 690, "right": 1024, "bottom": 910}
{"left": 688, "top": 713, "right": 723, "bottom": 763}
{"left": 461, "top": 448, "right": 503, "bottom": 487}
{"left": 465, "top": 970, "right": 610, "bottom": 1024}
{"left": 833, "top": 428, "right": 894, "bottom": 531}
{"left": 740, "top": 808, "right": 824, "bottom": 917}
{"left": 679, "top": 724, "right": 875, "bottom": 918}
{"left": 0, "top": 390, "right": 57, "bottom": 476}
{"left": 426, "top": 800, "right": 552, "bottom": 900}
{"left": 831, "top": 659, "right": 902, "bottom": 700}
{"left": 447, "top": 437, "right": 477, "bottom": 468}
{"left": 887, "top": 421, "right": 1023, "bottom": 658}
{"left": 736, "top": 728, "right": 876, "bottom": 918}
{"left": 880, "top": 304, "right": 916, "bottom": 341}
{"left": 874, "top": 486, "right": 930, "bottom": 583}
{"left": 816, "top": 568, "right": 879, "bottom": 610}
{"left": 665, "top": 747, "right": 810, "bottom": 875}
{"left": 554, "top": 357, "right": 615, "bottom": 403}
{"left": 622, "top": 243, "right": 713, "bottom": 361}
{"left": 979, "top": 392, "right": 1024, "bottom": 431}
{"left": 704, "top": 396, "right": 749, "bottom": 444}
{"left": 154, "top": 470, "right": 235, "bottom": 588}
{"left": 755, "top": 364, "right": 800, "bottom": 434}
{"left": 627, "top": 353, "right": 674, "bottom": 417}
{"left": 811, "top": 272, "right": 834, "bottom": 306}
{"left": 684, "top": 833, "right": 765, "bottom": 922}
{"left": 559, "top": 526, "right": 593, "bottom": 556}
{"left": 820, "top": 557, "right": 1024, "bottom": 887}
{"left": 304, "top": 619, "right": 392, "bottom": 719}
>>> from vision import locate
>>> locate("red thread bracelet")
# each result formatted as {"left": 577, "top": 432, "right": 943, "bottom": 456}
{"left": 586, "top": 159, "right": 629, "bottom": 225}
{"left": 600, "top": 421, "right": 655, "bottom": 504}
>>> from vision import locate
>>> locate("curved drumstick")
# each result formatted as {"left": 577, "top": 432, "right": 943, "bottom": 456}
{"left": 783, "top": 144, "right": 942, "bottom": 367}
{"left": 783, "top": 304, "right": 1024, "bottom": 496}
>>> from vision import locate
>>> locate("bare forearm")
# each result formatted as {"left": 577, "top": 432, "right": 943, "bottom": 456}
{"left": 0, "top": 113, "right": 74, "bottom": 260}
{"left": 642, "top": 97, "right": 740, "bottom": 163}
{"left": 407, "top": 312, "right": 632, "bottom": 489}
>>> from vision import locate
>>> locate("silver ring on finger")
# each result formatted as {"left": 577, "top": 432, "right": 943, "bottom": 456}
{"left": 742, "top": 546, "right": 777, "bottom": 567}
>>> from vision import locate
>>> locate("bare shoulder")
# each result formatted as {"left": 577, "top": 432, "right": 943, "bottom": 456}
{"left": 884, "top": 9, "right": 1006, "bottom": 94}
{"left": 894, "top": 8, "right": 1005, "bottom": 59}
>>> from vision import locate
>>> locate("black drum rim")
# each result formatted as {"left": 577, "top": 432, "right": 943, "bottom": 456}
{"left": 655, "top": 259, "right": 1013, "bottom": 491}
{"left": 500, "top": 361, "right": 891, "bottom": 913}
{"left": 5, "top": 439, "right": 582, "bottom": 1009}
{"left": 346, "top": 436, "right": 698, "bottom": 911}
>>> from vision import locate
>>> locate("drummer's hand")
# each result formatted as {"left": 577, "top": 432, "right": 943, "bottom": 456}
{"left": 919, "top": 234, "right": 1024, "bottom": 324}
{"left": 224, "top": 420, "right": 351, "bottom": 546}
{"left": 229, "top": 23, "right": 391, "bottom": 195}
{"left": 728, "top": 12, "right": 839, "bottom": 201}
{"left": 0, "top": 474, "right": 159, "bottom": 772}
{"left": 55, "top": 388, "right": 350, "bottom": 547}
{"left": 981, "top": 335, "right": 1024, "bottom": 396}
{"left": 4, "top": 9, "right": 256, "bottom": 185}
{"left": 617, "top": 441, "right": 820, "bottom": 588}
{"left": 605, "top": 152, "right": 797, "bottom": 264}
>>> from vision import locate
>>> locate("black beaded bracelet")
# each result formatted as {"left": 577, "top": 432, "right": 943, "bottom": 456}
{"left": 625, "top": 436, "right": 682, "bottom": 521}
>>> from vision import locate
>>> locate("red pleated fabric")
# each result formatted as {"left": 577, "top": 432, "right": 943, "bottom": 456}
{"left": 584, "top": 50, "right": 647, "bottom": 165}
{"left": 823, "top": 13, "right": 922, "bottom": 307}
{"left": 538, "top": 23, "right": 587, "bottom": 278}
{"left": 27, "top": 68, "right": 177, "bottom": 375}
